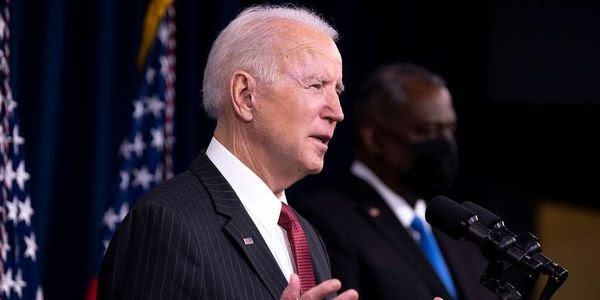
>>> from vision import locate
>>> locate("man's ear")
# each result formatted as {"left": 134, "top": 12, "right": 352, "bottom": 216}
{"left": 360, "top": 125, "right": 381, "bottom": 155}
{"left": 229, "top": 70, "right": 256, "bottom": 122}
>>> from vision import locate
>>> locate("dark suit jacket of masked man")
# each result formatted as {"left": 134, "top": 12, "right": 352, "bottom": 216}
{"left": 292, "top": 170, "right": 497, "bottom": 300}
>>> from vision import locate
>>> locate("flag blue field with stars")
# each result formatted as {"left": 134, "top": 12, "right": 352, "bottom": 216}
{"left": 86, "top": 4, "right": 175, "bottom": 299}
{"left": 0, "top": 0, "right": 44, "bottom": 299}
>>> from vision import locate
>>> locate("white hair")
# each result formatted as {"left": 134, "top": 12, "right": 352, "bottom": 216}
{"left": 201, "top": 5, "right": 339, "bottom": 119}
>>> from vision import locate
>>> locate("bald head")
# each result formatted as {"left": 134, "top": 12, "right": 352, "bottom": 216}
{"left": 356, "top": 63, "right": 448, "bottom": 126}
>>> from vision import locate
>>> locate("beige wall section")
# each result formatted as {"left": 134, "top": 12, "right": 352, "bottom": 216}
{"left": 537, "top": 200, "right": 600, "bottom": 299}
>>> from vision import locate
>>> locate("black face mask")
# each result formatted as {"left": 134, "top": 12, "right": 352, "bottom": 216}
{"left": 403, "top": 138, "right": 459, "bottom": 200}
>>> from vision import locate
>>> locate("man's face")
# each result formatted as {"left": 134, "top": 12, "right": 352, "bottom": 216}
{"left": 379, "top": 86, "right": 457, "bottom": 173}
{"left": 399, "top": 87, "right": 456, "bottom": 144}
{"left": 252, "top": 25, "right": 344, "bottom": 179}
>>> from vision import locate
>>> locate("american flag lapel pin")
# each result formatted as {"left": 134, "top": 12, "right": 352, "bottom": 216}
{"left": 368, "top": 207, "right": 381, "bottom": 218}
{"left": 243, "top": 237, "right": 254, "bottom": 245}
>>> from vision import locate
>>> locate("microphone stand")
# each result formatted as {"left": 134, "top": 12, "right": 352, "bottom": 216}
{"left": 515, "top": 233, "right": 568, "bottom": 300}
{"left": 473, "top": 224, "right": 568, "bottom": 299}
{"left": 468, "top": 220, "right": 529, "bottom": 299}
{"left": 479, "top": 259, "right": 523, "bottom": 300}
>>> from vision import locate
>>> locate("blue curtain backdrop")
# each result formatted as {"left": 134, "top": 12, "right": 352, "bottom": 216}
{"left": 10, "top": 0, "right": 600, "bottom": 298}
{"left": 12, "top": 0, "right": 239, "bottom": 297}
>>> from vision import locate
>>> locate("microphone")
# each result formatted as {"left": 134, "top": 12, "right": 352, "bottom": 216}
{"left": 462, "top": 201, "right": 502, "bottom": 228}
{"left": 461, "top": 201, "right": 568, "bottom": 295}
{"left": 463, "top": 201, "right": 539, "bottom": 255}
{"left": 423, "top": 195, "right": 480, "bottom": 240}
{"left": 426, "top": 196, "right": 529, "bottom": 266}
{"left": 426, "top": 196, "right": 568, "bottom": 299}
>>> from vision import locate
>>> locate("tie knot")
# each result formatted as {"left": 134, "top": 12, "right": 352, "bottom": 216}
{"left": 278, "top": 203, "right": 296, "bottom": 227}
{"left": 411, "top": 216, "right": 427, "bottom": 234}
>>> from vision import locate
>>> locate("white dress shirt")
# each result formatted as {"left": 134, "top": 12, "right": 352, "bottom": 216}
{"left": 206, "top": 137, "right": 296, "bottom": 282}
{"left": 351, "top": 160, "right": 430, "bottom": 241}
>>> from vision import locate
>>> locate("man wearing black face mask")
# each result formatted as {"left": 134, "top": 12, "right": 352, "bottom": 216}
{"left": 292, "top": 63, "right": 496, "bottom": 300}
{"left": 404, "top": 138, "right": 459, "bottom": 200}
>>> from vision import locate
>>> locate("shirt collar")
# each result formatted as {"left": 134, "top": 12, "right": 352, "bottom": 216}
{"left": 351, "top": 160, "right": 429, "bottom": 229}
{"left": 206, "top": 137, "right": 286, "bottom": 227}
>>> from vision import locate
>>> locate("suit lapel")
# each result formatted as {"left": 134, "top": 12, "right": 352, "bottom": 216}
{"left": 189, "top": 153, "right": 288, "bottom": 299}
{"left": 342, "top": 174, "right": 451, "bottom": 298}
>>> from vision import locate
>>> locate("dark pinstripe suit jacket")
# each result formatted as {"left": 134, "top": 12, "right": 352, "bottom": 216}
{"left": 292, "top": 172, "right": 497, "bottom": 300}
{"left": 98, "top": 153, "right": 332, "bottom": 299}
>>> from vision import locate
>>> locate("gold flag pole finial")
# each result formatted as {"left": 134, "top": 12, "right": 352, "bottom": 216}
{"left": 137, "top": 0, "right": 174, "bottom": 70}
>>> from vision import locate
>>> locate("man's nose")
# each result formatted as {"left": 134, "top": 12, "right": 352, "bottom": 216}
{"left": 322, "top": 92, "right": 344, "bottom": 123}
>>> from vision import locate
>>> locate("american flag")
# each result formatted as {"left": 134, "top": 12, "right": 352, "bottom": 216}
{"left": 86, "top": 4, "right": 176, "bottom": 299}
{"left": 0, "top": 0, "right": 44, "bottom": 299}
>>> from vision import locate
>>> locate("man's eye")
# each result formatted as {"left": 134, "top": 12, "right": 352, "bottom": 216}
{"left": 416, "top": 126, "right": 435, "bottom": 136}
{"left": 310, "top": 83, "right": 323, "bottom": 89}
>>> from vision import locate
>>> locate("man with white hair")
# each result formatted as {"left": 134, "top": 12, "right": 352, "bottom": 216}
{"left": 98, "top": 5, "right": 358, "bottom": 300}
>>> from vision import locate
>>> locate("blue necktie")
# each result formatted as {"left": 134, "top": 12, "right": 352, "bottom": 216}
{"left": 411, "top": 216, "right": 458, "bottom": 299}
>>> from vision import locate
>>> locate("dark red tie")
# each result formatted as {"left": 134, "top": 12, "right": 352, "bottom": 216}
{"left": 278, "top": 203, "right": 316, "bottom": 294}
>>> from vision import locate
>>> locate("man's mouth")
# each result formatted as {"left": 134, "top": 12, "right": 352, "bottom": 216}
{"left": 311, "top": 134, "right": 331, "bottom": 145}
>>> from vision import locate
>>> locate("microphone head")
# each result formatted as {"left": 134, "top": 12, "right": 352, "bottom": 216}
{"left": 426, "top": 195, "right": 476, "bottom": 239}
{"left": 462, "top": 201, "right": 502, "bottom": 228}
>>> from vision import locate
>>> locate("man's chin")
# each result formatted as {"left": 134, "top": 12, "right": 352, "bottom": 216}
{"left": 306, "top": 167, "right": 323, "bottom": 175}
{"left": 304, "top": 160, "right": 325, "bottom": 175}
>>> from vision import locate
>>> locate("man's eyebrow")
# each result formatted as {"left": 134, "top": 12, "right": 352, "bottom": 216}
{"left": 300, "top": 74, "right": 344, "bottom": 92}
{"left": 303, "top": 74, "right": 326, "bottom": 82}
